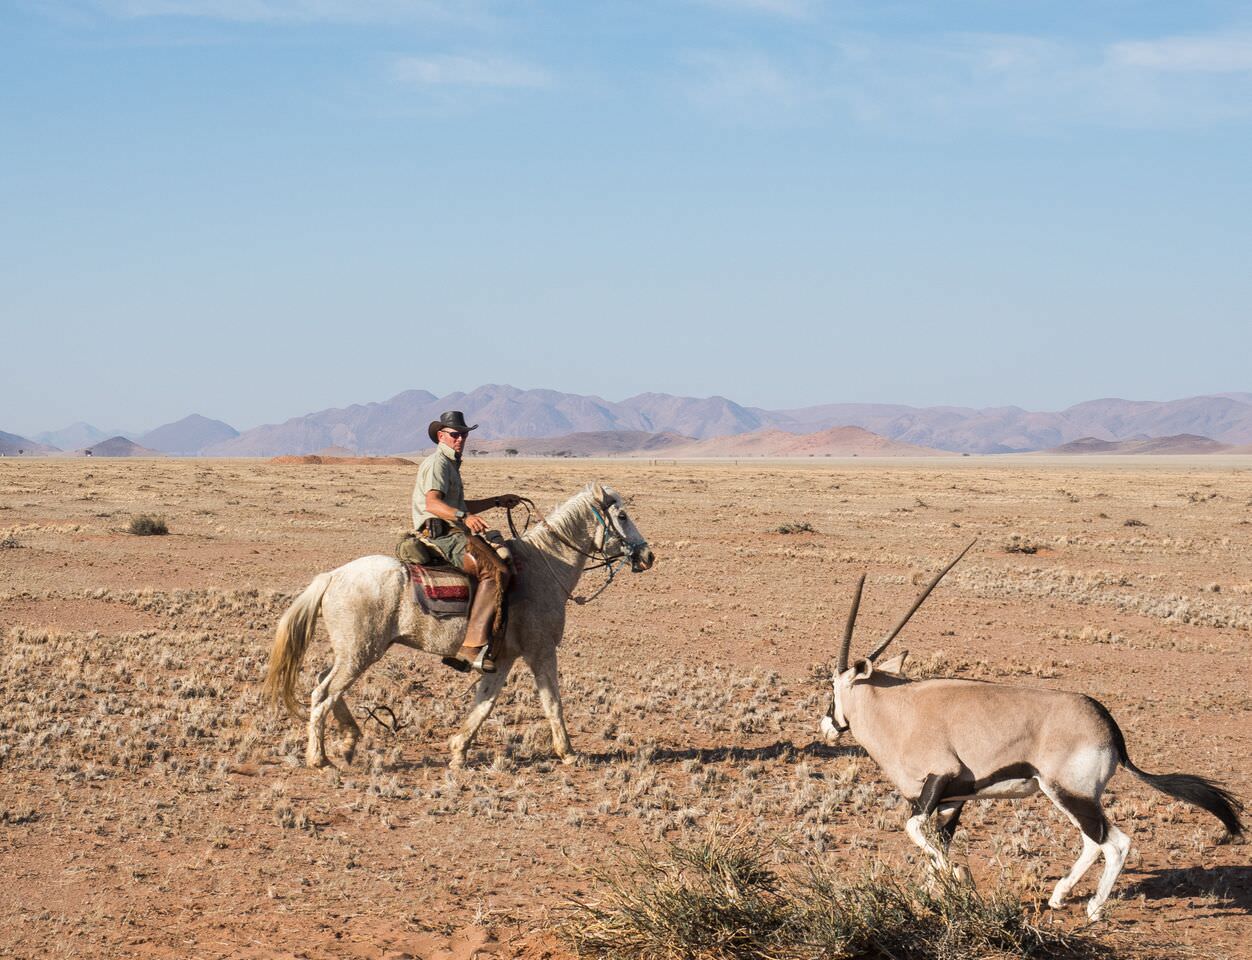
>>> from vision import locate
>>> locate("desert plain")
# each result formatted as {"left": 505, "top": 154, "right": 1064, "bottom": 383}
{"left": 1, "top": 455, "right": 1250, "bottom": 959}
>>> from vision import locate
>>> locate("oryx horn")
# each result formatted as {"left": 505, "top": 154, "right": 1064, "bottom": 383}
{"left": 836, "top": 573, "right": 866, "bottom": 674}
{"left": 865, "top": 538, "right": 977, "bottom": 663}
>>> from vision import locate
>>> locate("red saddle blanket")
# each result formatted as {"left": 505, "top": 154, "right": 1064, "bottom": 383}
{"left": 405, "top": 562, "right": 472, "bottom": 618}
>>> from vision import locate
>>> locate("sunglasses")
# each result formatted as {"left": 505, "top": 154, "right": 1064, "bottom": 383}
{"left": 442, "top": 430, "right": 466, "bottom": 440}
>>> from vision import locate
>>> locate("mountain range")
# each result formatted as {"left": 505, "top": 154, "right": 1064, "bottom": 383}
{"left": 5, "top": 386, "right": 1252, "bottom": 457}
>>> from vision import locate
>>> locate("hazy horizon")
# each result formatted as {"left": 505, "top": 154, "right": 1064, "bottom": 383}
{"left": 13, "top": 383, "right": 1252, "bottom": 442}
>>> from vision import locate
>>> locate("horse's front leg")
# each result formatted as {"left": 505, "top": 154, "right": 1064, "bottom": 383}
{"left": 526, "top": 647, "right": 574, "bottom": 764}
{"left": 448, "top": 655, "right": 517, "bottom": 768}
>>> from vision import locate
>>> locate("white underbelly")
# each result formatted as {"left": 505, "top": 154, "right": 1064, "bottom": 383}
{"left": 948, "top": 778, "right": 1040, "bottom": 801}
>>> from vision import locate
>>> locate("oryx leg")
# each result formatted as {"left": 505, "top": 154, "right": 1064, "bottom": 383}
{"left": 526, "top": 646, "right": 574, "bottom": 763}
{"left": 936, "top": 801, "right": 973, "bottom": 884}
{"left": 1039, "top": 780, "right": 1130, "bottom": 920}
{"left": 1048, "top": 834, "right": 1102, "bottom": 909}
{"left": 936, "top": 800, "right": 965, "bottom": 850}
{"left": 448, "top": 654, "right": 517, "bottom": 769}
{"left": 905, "top": 774, "right": 958, "bottom": 875}
{"left": 1088, "top": 824, "right": 1131, "bottom": 920}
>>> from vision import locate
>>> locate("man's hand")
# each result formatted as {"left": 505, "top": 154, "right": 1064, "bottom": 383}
{"left": 495, "top": 494, "right": 523, "bottom": 509}
{"left": 464, "top": 514, "right": 489, "bottom": 535}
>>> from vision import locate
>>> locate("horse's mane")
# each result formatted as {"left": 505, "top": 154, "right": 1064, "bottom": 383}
{"left": 523, "top": 483, "right": 604, "bottom": 547}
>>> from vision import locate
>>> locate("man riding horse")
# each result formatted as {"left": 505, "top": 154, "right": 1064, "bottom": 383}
{"left": 413, "top": 411, "right": 521, "bottom": 674}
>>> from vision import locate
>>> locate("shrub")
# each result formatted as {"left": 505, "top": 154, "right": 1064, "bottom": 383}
{"left": 128, "top": 515, "right": 169, "bottom": 536}
{"left": 775, "top": 521, "right": 816, "bottom": 535}
{"left": 1123, "top": 519, "right": 1147, "bottom": 528}
{"left": 563, "top": 835, "right": 1113, "bottom": 960}
{"left": 0, "top": 535, "right": 20, "bottom": 550}
{"left": 1003, "top": 534, "right": 1039, "bottom": 555}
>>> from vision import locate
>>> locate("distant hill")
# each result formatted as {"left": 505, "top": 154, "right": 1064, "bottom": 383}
{"left": 204, "top": 388, "right": 442, "bottom": 457}
{"left": 139, "top": 414, "right": 238, "bottom": 455}
{"left": 33, "top": 386, "right": 1252, "bottom": 457}
{"left": 1047, "top": 434, "right": 1232, "bottom": 455}
{"left": 82, "top": 436, "right": 164, "bottom": 457}
{"left": 33, "top": 422, "right": 110, "bottom": 450}
{"left": 617, "top": 393, "right": 770, "bottom": 438}
{"left": 0, "top": 430, "right": 58, "bottom": 456}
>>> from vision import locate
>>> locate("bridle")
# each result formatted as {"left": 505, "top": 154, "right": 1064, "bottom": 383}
{"left": 506, "top": 495, "right": 649, "bottom": 605}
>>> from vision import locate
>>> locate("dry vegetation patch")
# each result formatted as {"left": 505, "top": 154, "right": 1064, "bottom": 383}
{"left": 0, "top": 457, "right": 1249, "bottom": 958}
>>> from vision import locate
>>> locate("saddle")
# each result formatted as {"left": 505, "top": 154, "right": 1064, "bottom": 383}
{"left": 405, "top": 562, "right": 473, "bottom": 619}
{"left": 397, "top": 530, "right": 517, "bottom": 620}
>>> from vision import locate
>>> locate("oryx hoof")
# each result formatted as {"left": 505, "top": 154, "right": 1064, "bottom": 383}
{"left": 559, "top": 751, "right": 579, "bottom": 766}
{"left": 952, "top": 864, "right": 973, "bottom": 886}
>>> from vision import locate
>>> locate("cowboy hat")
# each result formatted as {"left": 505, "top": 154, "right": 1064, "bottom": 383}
{"left": 428, "top": 410, "right": 479, "bottom": 444}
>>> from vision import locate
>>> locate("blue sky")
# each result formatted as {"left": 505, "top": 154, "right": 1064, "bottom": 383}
{"left": 3, "top": 1, "right": 1251, "bottom": 435}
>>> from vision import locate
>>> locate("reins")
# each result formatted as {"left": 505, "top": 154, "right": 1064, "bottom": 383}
{"left": 505, "top": 496, "right": 633, "bottom": 606}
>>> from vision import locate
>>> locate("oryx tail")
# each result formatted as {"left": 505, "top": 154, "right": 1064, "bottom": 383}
{"left": 264, "top": 572, "right": 333, "bottom": 718}
{"left": 1096, "top": 700, "right": 1245, "bottom": 836}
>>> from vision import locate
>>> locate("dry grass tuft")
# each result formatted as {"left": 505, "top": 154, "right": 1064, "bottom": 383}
{"left": 563, "top": 834, "right": 1114, "bottom": 960}
{"left": 774, "top": 521, "right": 816, "bottom": 535}
{"left": 127, "top": 514, "right": 169, "bottom": 536}
{"left": 1003, "top": 534, "right": 1040, "bottom": 555}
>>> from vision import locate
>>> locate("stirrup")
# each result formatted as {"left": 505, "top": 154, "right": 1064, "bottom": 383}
{"left": 470, "top": 647, "right": 497, "bottom": 674}
{"left": 441, "top": 648, "right": 496, "bottom": 675}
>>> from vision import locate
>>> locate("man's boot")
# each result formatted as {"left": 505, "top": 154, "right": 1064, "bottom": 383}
{"left": 443, "top": 538, "right": 511, "bottom": 674}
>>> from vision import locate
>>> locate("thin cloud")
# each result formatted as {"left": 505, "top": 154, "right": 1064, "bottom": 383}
{"left": 1108, "top": 33, "right": 1252, "bottom": 73}
{"left": 693, "top": 0, "right": 815, "bottom": 18}
{"left": 89, "top": 0, "right": 466, "bottom": 23}
{"left": 679, "top": 30, "right": 1252, "bottom": 130}
{"left": 391, "top": 54, "right": 551, "bottom": 89}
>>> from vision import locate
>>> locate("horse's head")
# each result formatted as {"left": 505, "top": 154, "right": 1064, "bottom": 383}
{"left": 591, "top": 482, "right": 655, "bottom": 573}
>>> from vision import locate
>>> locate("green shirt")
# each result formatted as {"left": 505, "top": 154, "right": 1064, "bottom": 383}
{"left": 412, "top": 443, "right": 466, "bottom": 529}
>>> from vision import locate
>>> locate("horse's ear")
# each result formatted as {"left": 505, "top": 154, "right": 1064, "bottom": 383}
{"left": 591, "top": 481, "right": 607, "bottom": 505}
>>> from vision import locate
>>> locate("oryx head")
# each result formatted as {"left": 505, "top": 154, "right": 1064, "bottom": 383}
{"left": 590, "top": 481, "right": 655, "bottom": 573}
{"left": 820, "top": 540, "right": 976, "bottom": 745}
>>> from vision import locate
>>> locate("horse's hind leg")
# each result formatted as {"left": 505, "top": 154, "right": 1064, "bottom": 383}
{"left": 526, "top": 647, "right": 574, "bottom": 764}
{"left": 307, "top": 659, "right": 364, "bottom": 768}
{"left": 449, "top": 655, "right": 516, "bottom": 769}
{"left": 331, "top": 697, "right": 363, "bottom": 765}
{"left": 306, "top": 664, "right": 337, "bottom": 768}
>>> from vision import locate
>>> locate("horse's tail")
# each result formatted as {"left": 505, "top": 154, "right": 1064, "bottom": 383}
{"left": 264, "top": 572, "right": 333, "bottom": 719}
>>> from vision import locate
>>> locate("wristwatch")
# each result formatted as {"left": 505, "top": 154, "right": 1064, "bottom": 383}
{"left": 454, "top": 509, "right": 467, "bottom": 521}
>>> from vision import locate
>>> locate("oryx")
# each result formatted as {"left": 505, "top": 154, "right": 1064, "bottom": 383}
{"left": 820, "top": 543, "right": 1244, "bottom": 920}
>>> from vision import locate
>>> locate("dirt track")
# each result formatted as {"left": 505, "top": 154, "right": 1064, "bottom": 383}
{"left": 2, "top": 457, "right": 1250, "bottom": 959}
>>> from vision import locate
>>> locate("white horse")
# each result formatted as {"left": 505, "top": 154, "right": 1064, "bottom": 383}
{"left": 264, "top": 482, "right": 655, "bottom": 769}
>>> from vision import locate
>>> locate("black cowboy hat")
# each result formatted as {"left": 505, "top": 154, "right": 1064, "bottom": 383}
{"left": 428, "top": 410, "right": 479, "bottom": 444}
